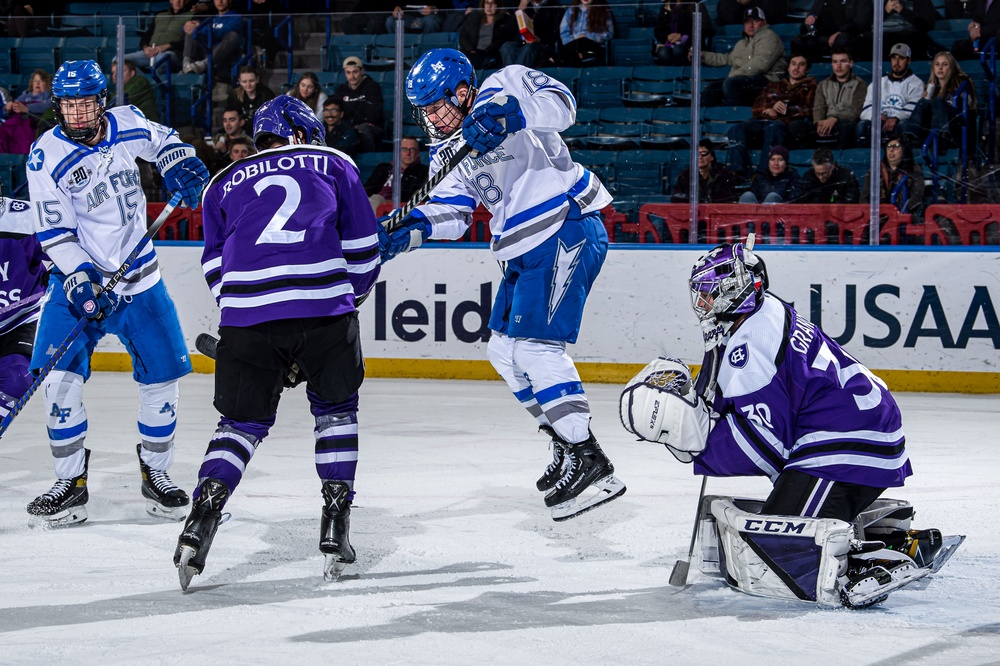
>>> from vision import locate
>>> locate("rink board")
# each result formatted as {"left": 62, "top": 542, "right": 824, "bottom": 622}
{"left": 91, "top": 244, "right": 1000, "bottom": 393}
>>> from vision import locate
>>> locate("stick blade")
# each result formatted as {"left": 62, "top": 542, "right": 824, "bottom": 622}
{"left": 669, "top": 559, "right": 690, "bottom": 587}
{"left": 195, "top": 333, "right": 218, "bottom": 359}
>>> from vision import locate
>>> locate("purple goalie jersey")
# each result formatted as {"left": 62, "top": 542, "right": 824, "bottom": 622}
{"left": 201, "top": 145, "right": 381, "bottom": 327}
{"left": 694, "top": 294, "right": 912, "bottom": 489}
{"left": 0, "top": 198, "right": 46, "bottom": 338}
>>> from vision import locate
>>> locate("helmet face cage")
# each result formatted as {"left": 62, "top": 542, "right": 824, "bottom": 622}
{"left": 52, "top": 60, "right": 108, "bottom": 143}
{"left": 689, "top": 243, "right": 764, "bottom": 321}
{"left": 252, "top": 95, "right": 326, "bottom": 149}
{"left": 406, "top": 48, "right": 476, "bottom": 141}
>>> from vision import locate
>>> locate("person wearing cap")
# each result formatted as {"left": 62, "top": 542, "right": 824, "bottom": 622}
{"left": 791, "top": 0, "right": 873, "bottom": 64}
{"left": 726, "top": 53, "right": 817, "bottom": 178}
{"left": 333, "top": 56, "right": 386, "bottom": 153}
{"left": 697, "top": 6, "right": 787, "bottom": 106}
{"left": 739, "top": 145, "right": 801, "bottom": 204}
{"left": 856, "top": 43, "right": 924, "bottom": 146}
{"left": 716, "top": 0, "right": 786, "bottom": 26}
{"left": 812, "top": 46, "right": 867, "bottom": 149}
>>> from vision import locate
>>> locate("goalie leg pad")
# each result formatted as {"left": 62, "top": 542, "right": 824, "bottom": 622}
{"left": 851, "top": 497, "right": 914, "bottom": 539}
{"left": 711, "top": 497, "right": 853, "bottom": 606}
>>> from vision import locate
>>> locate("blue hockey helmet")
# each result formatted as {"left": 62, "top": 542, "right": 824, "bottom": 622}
{"left": 406, "top": 48, "right": 476, "bottom": 140}
{"left": 689, "top": 238, "right": 769, "bottom": 322}
{"left": 52, "top": 60, "right": 109, "bottom": 143}
{"left": 252, "top": 95, "right": 326, "bottom": 150}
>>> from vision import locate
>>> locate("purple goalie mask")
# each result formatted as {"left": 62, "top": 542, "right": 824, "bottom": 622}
{"left": 689, "top": 242, "right": 768, "bottom": 321}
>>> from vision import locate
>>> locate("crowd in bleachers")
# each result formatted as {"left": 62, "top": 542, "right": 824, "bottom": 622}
{"left": 0, "top": 0, "right": 998, "bottom": 244}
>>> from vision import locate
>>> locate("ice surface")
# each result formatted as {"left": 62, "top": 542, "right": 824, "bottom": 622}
{"left": 0, "top": 374, "right": 997, "bottom": 664}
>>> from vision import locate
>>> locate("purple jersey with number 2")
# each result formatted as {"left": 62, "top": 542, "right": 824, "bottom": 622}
{"left": 200, "top": 145, "right": 380, "bottom": 327}
{"left": 695, "top": 294, "right": 912, "bottom": 489}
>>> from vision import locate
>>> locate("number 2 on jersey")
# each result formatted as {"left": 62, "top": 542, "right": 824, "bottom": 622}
{"left": 254, "top": 175, "right": 305, "bottom": 245}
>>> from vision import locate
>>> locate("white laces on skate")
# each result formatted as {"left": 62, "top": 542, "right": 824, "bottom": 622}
{"left": 42, "top": 478, "right": 73, "bottom": 500}
{"left": 147, "top": 469, "right": 181, "bottom": 493}
{"left": 544, "top": 443, "right": 565, "bottom": 475}
{"left": 552, "top": 451, "right": 579, "bottom": 490}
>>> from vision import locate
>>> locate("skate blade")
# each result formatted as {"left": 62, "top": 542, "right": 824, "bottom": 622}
{"left": 146, "top": 500, "right": 188, "bottom": 521}
{"left": 550, "top": 475, "right": 626, "bottom": 522}
{"left": 323, "top": 555, "right": 348, "bottom": 582}
{"left": 176, "top": 545, "right": 199, "bottom": 592}
{"left": 842, "top": 564, "right": 930, "bottom": 609}
{"left": 35, "top": 505, "right": 89, "bottom": 527}
{"left": 927, "top": 534, "right": 966, "bottom": 574}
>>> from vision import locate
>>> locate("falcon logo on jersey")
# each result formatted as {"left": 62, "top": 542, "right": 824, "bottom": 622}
{"left": 729, "top": 343, "right": 749, "bottom": 368}
{"left": 548, "top": 239, "right": 585, "bottom": 324}
{"left": 27, "top": 148, "right": 45, "bottom": 171}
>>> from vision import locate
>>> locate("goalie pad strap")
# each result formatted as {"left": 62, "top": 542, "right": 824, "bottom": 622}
{"left": 155, "top": 143, "right": 197, "bottom": 175}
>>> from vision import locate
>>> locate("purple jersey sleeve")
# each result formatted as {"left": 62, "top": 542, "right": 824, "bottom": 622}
{"left": 694, "top": 295, "right": 912, "bottom": 489}
{"left": 0, "top": 199, "right": 47, "bottom": 337}
{"left": 200, "top": 145, "right": 380, "bottom": 328}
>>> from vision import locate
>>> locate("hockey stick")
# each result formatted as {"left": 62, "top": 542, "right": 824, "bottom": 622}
{"left": 0, "top": 291, "right": 44, "bottom": 319}
{"left": 0, "top": 193, "right": 183, "bottom": 440}
{"left": 669, "top": 475, "right": 708, "bottom": 587}
{"left": 381, "top": 93, "right": 511, "bottom": 234}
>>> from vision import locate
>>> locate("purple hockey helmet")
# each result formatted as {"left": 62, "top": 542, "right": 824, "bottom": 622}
{"left": 689, "top": 240, "right": 768, "bottom": 321}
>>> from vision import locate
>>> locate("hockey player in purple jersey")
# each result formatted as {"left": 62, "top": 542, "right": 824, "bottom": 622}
{"left": 174, "top": 96, "right": 381, "bottom": 590}
{"left": 0, "top": 182, "right": 46, "bottom": 424}
{"left": 620, "top": 237, "right": 963, "bottom": 608}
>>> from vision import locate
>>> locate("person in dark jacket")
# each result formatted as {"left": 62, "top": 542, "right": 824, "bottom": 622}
{"left": 792, "top": 147, "right": 860, "bottom": 202}
{"left": 500, "top": 0, "right": 563, "bottom": 67}
{"left": 365, "top": 136, "right": 430, "bottom": 212}
{"left": 671, "top": 139, "right": 739, "bottom": 203}
{"left": 861, "top": 138, "right": 925, "bottom": 218}
{"left": 459, "top": 0, "right": 517, "bottom": 69}
{"left": 951, "top": 0, "right": 1000, "bottom": 59}
{"left": 880, "top": 0, "right": 941, "bottom": 60}
{"left": 334, "top": 56, "right": 386, "bottom": 153}
{"left": 226, "top": 66, "right": 276, "bottom": 122}
{"left": 654, "top": 0, "right": 714, "bottom": 66}
{"left": 791, "top": 0, "right": 874, "bottom": 63}
{"left": 322, "top": 97, "right": 360, "bottom": 157}
{"left": 739, "top": 145, "right": 800, "bottom": 203}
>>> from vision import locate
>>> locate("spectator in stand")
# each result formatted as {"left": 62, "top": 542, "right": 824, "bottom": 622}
{"left": 727, "top": 53, "right": 816, "bottom": 178}
{"left": 717, "top": 0, "right": 787, "bottom": 25}
{"left": 861, "top": 138, "right": 925, "bottom": 218}
{"left": 181, "top": 0, "right": 244, "bottom": 80}
{"left": 212, "top": 106, "right": 249, "bottom": 166}
{"left": 212, "top": 135, "right": 255, "bottom": 174}
{"left": 124, "top": 0, "right": 193, "bottom": 74}
{"left": 322, "top": 98, "right": 360, "bottom": 156}
{"left": 443, "top": 0, "right": 476, "bottom": 33}
{"left": 654, "top": 0, "right": 714, "bottom": 66}
{"left": 386, "top": 4, "right": 444, "bottom": 33}
{"left": 739, "top": 145, "right": 801, "bottom": 204}
{"left": 4, "top": 1, "right": 54, "bottom": 37}
{"left": 813, "top": 47, "right": 867, "bottom": 148}
{"left": 111, "top": 59, "right": 160, "bottom": 123}
{"left": 792, "top": 147, "right": 860, "bottom": 202}
{"left": 460, "top": 0, "right": 517, "bottom": 69}
{"left": 951, "top": 0, "right": 1000, "bottom": 59}
{"left": 0, "top": 68, "right": 50, "bottom": 154}
{"left": 364, "top": 136, "right": 430, "bottom": 213}
{"left": 286, "top": 71, "right": 327, "bottom": 116}
{"left": 559, "top": 0, "right": 614, "bottom": 67}
{"left": 856, "top": 43, "right": 924, "bottom": 146}
{"left": 791, "top": 0, "right": 873, "bottom": 64}
{"left": 698, "top": 7, "right": 787, "bottom": 106}
{"left": 501, "top": 0, "right": 562, "bottom": 67}
{"left": 945, "top": 0, "right": 976, "bottom": 19}
{"left": 901, "top": 51, "right": 977, "bottom": 147}
{"left": 880, "top": 0, "right": 940, "bottom": 60}
{"left": 671, "top": 139, "right": 739, "bottom": 203}
{"left": 334, "top": 56, "right": 386, "bottom": 153}
{"left": 341, "top": 0, "right": 396, "bottom": 34}
{"left": 226, "top": 66, "right": 276, "bottom": 122}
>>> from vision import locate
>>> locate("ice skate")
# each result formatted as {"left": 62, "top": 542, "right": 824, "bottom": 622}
{"left": 839, "top": 549, "right": 927, "bottom": 609}
{"left": 535, "top": 425, "right": 567, "bottom": 492}
{"left": 137, "top": 444, "right": 189, "bottom": 520}
{"left": 174, "top": 478, "right": 229, "bottom": 592}
{"left": 543, "top": 433, "right": 626, "bottom": 521}
{"left": 26, "top": 449, "right": 90, "bottom": 526}
{"left": 320, "top": 480, "right": 355, "bottom": 581}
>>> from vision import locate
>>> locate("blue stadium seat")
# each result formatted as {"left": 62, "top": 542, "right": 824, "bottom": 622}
{"left": 571, "top": 149, "right": 616, "bottom": 190}
{"left": 611, "top": 38, "right": 654, "bottom": 66}
{"left": 616, "top": 149, "right": 669, "bottom": 196}
{"left": 0, "top": 38, "right": 19, "bottom": 74}
{"left": 577, "top": 66, "right": 633, "bottom": 108}
{"left": 60, "top": 36, "right": 109, "bottom": 67}
{"left": 15, "top": 37, "right": 63, "bottom": 74}
{"left": 0, "top": 153, "right": 29, "bottom": 197}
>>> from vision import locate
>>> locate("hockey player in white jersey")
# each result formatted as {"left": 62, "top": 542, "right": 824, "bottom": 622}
{"left": 25, "top": 60, "right": 210, "bottom": 526}
{"left": 379, "top": 49, "right": 625, "bottom": 521}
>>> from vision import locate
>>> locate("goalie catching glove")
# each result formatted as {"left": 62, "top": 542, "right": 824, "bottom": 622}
{"left": 619, "top": 357, "right": 712, "bottom": 463}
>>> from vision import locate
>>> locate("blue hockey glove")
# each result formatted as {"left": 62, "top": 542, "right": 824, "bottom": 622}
{"left": 157, "top": 144, "right": 210, "bottom": 209}
{"left": 378, "top": 217, "right": 431, "bottom": 263}
{"left": 462, "top": 96, "right": 526, "bottom": 154}
{"left": 63, "top": 264, "right": 117, "bottom": 321}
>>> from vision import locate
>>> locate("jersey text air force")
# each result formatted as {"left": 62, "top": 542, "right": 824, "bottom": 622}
{"left": 201, "top": 144, "right": 380, "bottom": 328}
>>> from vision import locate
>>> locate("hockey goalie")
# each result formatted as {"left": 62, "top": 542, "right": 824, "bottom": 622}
{"left": 619, "top": 237, "right": 964, "bottom": 608}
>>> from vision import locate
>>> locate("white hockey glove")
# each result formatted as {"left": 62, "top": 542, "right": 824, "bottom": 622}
{"left": 619, "top": 357, "right": 712, "bottom": 463}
